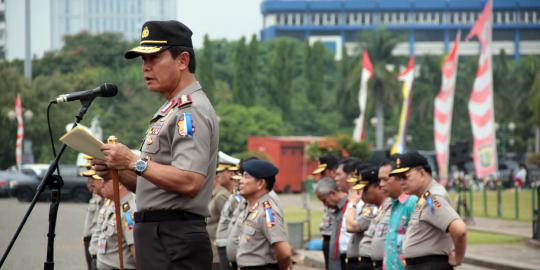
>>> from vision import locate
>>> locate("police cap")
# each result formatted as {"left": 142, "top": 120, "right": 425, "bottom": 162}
{"left": 242, "top": 160, "right": 279, "bottom": 179}
{"left": 125, "top": 20, "right": 193, "bottom": 59}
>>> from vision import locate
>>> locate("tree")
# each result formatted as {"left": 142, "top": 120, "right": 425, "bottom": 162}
{"left": 233, "top": 37, "right": 251, "bottom": 105}
{"left": 217, "top": 104, "right": 287, "bottom": 154}
{"left": 353, "top": 27, "right": 401, "bottom": 149}
{"left": 0, "top": 67, "right": 26, "bottom": 168}
{"left": 303, "top": 41, "right": 325, "bottom": 107}
{"left": 197, "top": 34, "right": 216, "bottom": 102}
{"left": 267, "top": 38, "right": 297, "bottom": 115}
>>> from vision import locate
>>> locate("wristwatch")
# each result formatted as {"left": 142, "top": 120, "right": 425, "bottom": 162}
{"left": 134, "top": 157, "right": 149, "bottom": 176}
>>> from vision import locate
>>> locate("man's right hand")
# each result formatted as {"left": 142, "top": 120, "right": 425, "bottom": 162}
{"left": 93, "top": 158, "right": 112, "bottom": 180}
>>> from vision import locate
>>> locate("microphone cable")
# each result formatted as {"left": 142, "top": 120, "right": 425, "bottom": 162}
{"left": 47, "top": 102, "right": 61, "bottom": 176}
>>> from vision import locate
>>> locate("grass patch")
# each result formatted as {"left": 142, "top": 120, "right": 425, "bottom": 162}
{"left": 284, "top": 207, "right": 324, "bottom": 239}
{"left": 449, "top": 189, "right": 537, "bottom": 222}
{"left": 467, "top": 230, "right": 523, "bottom": 245}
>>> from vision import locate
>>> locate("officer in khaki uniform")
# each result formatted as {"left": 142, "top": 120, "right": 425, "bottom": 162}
{"left": 393, "top": 151, "right": 467, "bottom": 270}
{"left": 95, "top": 178, "right": 137, "bottom": 269}
{"left": 226, "top": 190, "right": 247, "bottom": 270}
{"left": 208, "top": 163, "right": 237, "bottom": 269}
{"left": 216, "top": 167, "right": 241, "bottom": 270}
{"left": 312, "top": 154, "right": 340, "bottom": 270}
{"left": 81, "top": 156, "right": 105, "bottom": 270}
{"left": 95, "top": 20, "right": 218, "bottom": 270}
{"left": 345, "top": 166, "right": 381, "bottom": 270}
{"left": 236, "top": 160, "right": 292, "bottom": 270}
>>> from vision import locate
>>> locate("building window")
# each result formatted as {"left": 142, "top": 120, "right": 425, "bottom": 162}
{"left": 365, "top": 13, "right": 371, "bottom": 24}
{"left": 533, "top": 11, "right": 538, "bottom": 23}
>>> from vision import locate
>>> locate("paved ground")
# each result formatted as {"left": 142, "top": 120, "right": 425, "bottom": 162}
{"left": 467, "top": 216, "right": 532, "bottom": 238}
{"left": 0, "top": 198, "right": 86, "bottom": 269}
{"left": 1, "top": 196, "right": 539, "bottom": 270}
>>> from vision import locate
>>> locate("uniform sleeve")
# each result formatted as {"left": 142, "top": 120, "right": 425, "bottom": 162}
{"left": 421, "top": 195, "right": 460, "bottom": 232}
{"left": 356, "top": 205, "right": 377, "bottom": 232}
{"left": 170, "top": 105, "right": 213, "bottom": 176}
{"left": 261, "top": 210, "right": 288, "bottom": 245}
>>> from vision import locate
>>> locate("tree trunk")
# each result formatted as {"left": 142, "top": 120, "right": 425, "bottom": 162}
{"left": 376, "top": 91, "right": 384, "bottom": 150}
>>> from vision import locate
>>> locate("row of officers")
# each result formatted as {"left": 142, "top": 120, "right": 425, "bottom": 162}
{"left": 81, "top": 154, "right": 293, "bottom": 270}
{"left": 314, "top": 151, "right": 467, "bottom": 270}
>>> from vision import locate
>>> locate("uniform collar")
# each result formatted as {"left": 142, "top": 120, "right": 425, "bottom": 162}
{"left": 150, "top": 81, "right": 202, "bottom": 121}
{"left": 420, "top": 179, "right": 437, "bottom": 197}
{"left": 248, "top": 192, "right": 271, "bottom": 211}
{"left": 336, "top": 196, "right": 347, "bottom": 210}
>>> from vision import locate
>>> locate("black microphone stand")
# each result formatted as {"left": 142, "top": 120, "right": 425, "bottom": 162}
{"left": 0, "top": 98, "right": 95, "bottom": 270}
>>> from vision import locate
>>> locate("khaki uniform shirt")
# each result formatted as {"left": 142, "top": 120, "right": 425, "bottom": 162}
{"left": 89, "top": 199, "right": 111, "bottom": 256}
{"left": 207, "top": 185, "right": 231, "bottom": 263}
{"left": 403, "top": 180, "right": 460, "bottom": 258}
{"left": 236, "top": 193, "right": 287, "bottom": 267}
{"left": 137, "top": 81, "right": 219, "bottom": 216}
{"left": 227, "top": 199, "right": 247, "bottom": 262}
{"left": 96, "top": 193, "right": 137, "bottom": 269}
{"left": 346, "top": 203, "right": 378, "bottom": 258}
{"left": 84, "top": 194, "right": 103, "bottom": 237}
{"left": 358, "top": 198, "right": 392, "bottom": 259}
{"left": 216, "top": 193, "right": 242, "bottom": 247}
{"left": 320, "top": 206, "right": 335, "bottom": 236}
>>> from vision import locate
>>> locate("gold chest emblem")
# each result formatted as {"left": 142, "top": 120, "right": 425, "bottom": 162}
{"left": 141, "top": 26, "right": 149, "bottom": 39}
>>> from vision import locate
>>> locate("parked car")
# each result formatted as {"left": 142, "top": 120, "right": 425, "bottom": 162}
{"left": 0, "top": 171, "right": 37, "bottom": 197}
{"left": 9, "top": 164, "right": 91, "bottom": 202}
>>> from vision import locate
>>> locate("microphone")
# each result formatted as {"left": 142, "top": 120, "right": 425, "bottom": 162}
{"left": 51, "top": 83, "right": 118, "bottom": 104}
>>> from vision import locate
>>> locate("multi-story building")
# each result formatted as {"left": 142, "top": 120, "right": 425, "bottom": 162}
{"left": 260, "top": 0, "right": 540, "bottom": 60}
{"left": 5, "top": 0, "right": 177, "bottom": 60}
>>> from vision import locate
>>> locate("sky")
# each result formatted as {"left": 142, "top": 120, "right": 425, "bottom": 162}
{"left": 177, "top": 0, "right": 264, "bottom": 48}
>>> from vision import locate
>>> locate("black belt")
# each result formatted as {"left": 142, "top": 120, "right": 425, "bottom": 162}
{"left": 405, "top": 255, "right": 448, "bottom": 265}
{"left": 347, "top": 257, "right": 359, "bottom": 264}
{"left": 239, "top": 264, "right": 278, "bottom": 270}
{"left": 359, "top": 256, "right": 372, "bottom": 264}
{"left": 373, "top": 260, "right": 383, "bottom": 267}
{"left": 134, "top": 210, "right": 205, "bottom": 223}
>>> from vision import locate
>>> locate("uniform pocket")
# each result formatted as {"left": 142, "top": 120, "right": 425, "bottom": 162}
{"left": 141, "top": 136, "right": 160, "bottom": 154}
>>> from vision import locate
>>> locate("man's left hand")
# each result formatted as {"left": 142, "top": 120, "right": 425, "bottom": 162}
{"left": 448, "top": 250, "right": 462, "bottom": 266}
{"left": 101, "top": 143, "right": 138, "bottom": 171}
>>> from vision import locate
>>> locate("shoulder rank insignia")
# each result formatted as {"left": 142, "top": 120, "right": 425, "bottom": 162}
{"left": 263, "top": 201, "right": 275, "bottom": 228}
{"left": 161, "top": 98, "right": 178, "bottom": 114}
{"left": 176, "top": 94, "right": 193, "bottom": 109}
{"left": 177, "top": 112, "right": 194, "bottom": 137}
{"left": 122, "top": 202, "right": 130, "bottom": 212}
{"left": 361, "top": 205, "right": 371, "bottom": 216}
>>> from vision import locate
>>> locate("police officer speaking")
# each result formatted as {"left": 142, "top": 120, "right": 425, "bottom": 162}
{"left": 94, "top": 20, "right": 219, "bottom": 270}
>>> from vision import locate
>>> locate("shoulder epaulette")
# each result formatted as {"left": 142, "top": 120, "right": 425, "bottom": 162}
{"left": 176, "top": 94, "right": 193, "bottom": 109}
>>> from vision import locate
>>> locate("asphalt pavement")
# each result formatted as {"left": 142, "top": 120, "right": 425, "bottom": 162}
{"left": 0, "top": 198, "right": 87, "bottom": 269}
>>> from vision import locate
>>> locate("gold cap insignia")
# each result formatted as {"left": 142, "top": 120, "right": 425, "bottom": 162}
{"left": 142, "top": 26, "right": 149, "bottom": 39}
{"left": 396, "top": 158, "right": 401, "bottom": 168}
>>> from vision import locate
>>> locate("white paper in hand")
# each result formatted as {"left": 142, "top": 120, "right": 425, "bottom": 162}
{"left": 59, "top": 126, "right": 105, "bottom": 159}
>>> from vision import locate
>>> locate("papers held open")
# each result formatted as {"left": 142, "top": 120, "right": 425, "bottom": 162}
{"left": 59, "top": 126, "right": 105, "bottom": 159}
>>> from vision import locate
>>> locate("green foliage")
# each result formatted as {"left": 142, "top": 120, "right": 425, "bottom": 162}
{"left": 197, "top": 34, "right": 215, "bottom": 101}
{"left": 529, "top": 71, "right": 540, "bottom": 127}
{"left": 216, "top": 104, "right": 287, "bottom": 154}
{"left": 0, "top": 30, "right": 537, "bottom": 169}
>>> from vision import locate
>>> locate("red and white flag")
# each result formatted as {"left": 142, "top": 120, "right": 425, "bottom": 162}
{"left": 15, "top": 94, "right": 24, "bottom": 172}
{"left": 391, "top": 56, "right": 415, "bottom": 155}
{"left": 466, "top": 0, "right": 498, "bottom": 178}
{"left": 434, "top": 31, "right": 461, "bottom": 182}
{"left": 353, "top": 50, "right": 373, "bottom": 142}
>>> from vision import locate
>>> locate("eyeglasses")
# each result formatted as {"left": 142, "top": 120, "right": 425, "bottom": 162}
{"left": 397, "top": 167, "right": 419, "bottom": 181}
